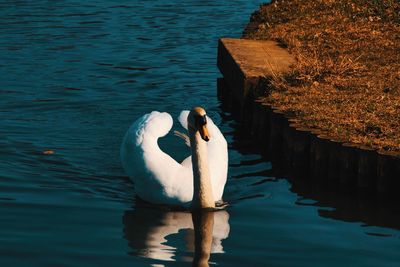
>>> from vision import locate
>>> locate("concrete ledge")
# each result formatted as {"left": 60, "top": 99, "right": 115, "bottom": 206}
{"left": 217, "top": 38, "right": 400, "bottom": 196}
{"left": 217, "top": 38, "right": 294, "bottom": 108}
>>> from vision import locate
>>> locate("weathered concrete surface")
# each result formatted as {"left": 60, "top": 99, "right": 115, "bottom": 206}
{"left": 217, "top": 38, "right": 294, "bottom": 104}
{"left": 217, "top": 37, "right": 400, "bottom": 197}
{"left": 218, "top": 38, "right": 294, "bottom": 77}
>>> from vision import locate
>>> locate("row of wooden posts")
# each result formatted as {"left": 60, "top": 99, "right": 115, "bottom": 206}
{"left": 217, "top": 77, "right": 400, "bottom": 196}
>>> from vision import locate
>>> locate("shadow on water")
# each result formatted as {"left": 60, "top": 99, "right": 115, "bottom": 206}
{"left": 218, "top": 101, "right": 400, "bottom": 232}
{"left": 291, "top": 180, "right": 400, "bottom": 232}
{"left": 123, "top": 203, "right": 230, "bottom": 266}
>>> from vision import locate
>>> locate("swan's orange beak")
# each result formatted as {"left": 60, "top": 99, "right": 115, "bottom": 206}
{"left": 199, "top": 125, "right": 210, "bottom": 142}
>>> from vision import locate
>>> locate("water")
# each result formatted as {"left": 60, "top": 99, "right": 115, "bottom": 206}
{"left": 1, "top": 0, "right": 400, "bottom": 266}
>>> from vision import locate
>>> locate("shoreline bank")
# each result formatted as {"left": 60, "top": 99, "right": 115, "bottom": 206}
{"left": 216, "top": 0, "right": 400, "bottom": 195}
{"left": 217, "top": 37, "right": 399, "bottom": 195}
{"left": 243, "top": 0, "right": 400, "bottom": 153}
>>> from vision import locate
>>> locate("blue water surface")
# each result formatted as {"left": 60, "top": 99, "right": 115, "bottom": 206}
{"left": 1, "top": 1, "right": 400, "bottom": 266}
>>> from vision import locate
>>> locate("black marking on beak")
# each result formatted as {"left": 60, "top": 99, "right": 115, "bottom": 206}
{"left": 200, "top": 115, "right": 207, "bottom": 125}
{"left": 195, "top": 114, "right": 207, "bottom": 126}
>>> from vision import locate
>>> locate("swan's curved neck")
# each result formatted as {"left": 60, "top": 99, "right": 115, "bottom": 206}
{"left": 189, "top": 128, "right": 215, "bottom": 209}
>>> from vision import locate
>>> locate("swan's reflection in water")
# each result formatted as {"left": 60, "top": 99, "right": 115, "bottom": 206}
{"left": 123, "top": 207, "right": 230, "bottom": 266}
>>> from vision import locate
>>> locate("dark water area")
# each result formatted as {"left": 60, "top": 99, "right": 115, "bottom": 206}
{"left": 1, "top": 0, "right": 400, "bottom": 266}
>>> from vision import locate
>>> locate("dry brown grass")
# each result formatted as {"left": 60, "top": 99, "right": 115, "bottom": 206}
{"left": 243, "top": 0, "right": 400, "bottom": 152}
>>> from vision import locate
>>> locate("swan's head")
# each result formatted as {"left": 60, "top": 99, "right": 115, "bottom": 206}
{"left": 188, "top": 107, "right": 210, "bottom": 142}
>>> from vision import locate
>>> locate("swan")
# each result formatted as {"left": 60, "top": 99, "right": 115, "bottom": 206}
{"left": 120, "top": 107, "right": 228, "bottom": 209}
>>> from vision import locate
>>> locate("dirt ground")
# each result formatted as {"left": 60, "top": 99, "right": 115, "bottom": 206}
{"left": 243, "top": 0, "right": 400, "bottom": 153}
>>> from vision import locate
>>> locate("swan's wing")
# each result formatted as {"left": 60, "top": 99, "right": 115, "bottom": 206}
{"left": 121, "top": 111, "right": 193, "bottom": 205}
{"left": 173, "top": 130, "right": 190, "bottom": 147}
{"left": 178, "top": 110, "right": 190, "bottom": 130}
{"left": 120, "top": 112, "right": 153, "bottom": 179}
{"left": 177, "top": 110, "right": 228, "bottom": 201}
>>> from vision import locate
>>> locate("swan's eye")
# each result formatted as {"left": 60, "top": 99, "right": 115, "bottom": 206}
{"left": 195, "top": 115, "right": 207, "bottom": 126}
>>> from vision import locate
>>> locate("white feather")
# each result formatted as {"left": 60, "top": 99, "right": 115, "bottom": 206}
{"left": 120, "top": 110, "right": 228, "bottom": 207}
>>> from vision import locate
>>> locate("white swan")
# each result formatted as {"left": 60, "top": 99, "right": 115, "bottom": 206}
{"left": 120, "top": 107, "right": 228, "bottom": 208}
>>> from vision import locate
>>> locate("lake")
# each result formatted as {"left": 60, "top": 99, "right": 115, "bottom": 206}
{"left": 1, "top": 0, "right": 400, "bottom": 266}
